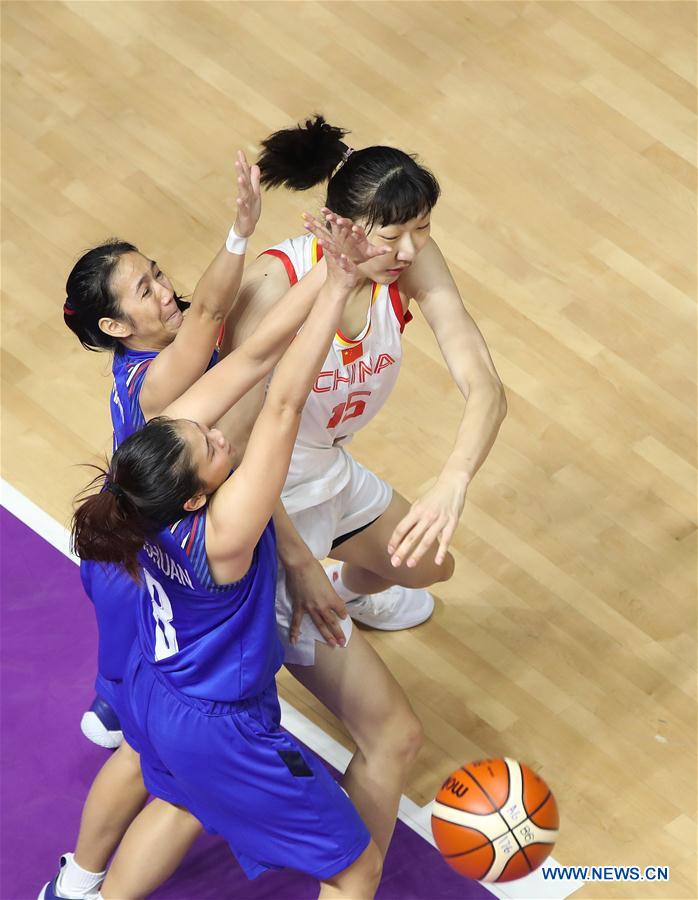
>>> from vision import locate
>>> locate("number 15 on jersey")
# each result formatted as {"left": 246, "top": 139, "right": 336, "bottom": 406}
{"left": 326, "top": 390, "right": 371, "bottom": 429}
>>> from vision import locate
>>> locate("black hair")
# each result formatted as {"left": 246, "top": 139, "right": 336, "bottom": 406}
{"left": 63, "top": 239, "right": 188, "bottom": 352}
{"left": 258, "top": 114, "right": 440, "bottom": 231}
{"left": 72, "top": 417, "right": 203, "bottom": 578}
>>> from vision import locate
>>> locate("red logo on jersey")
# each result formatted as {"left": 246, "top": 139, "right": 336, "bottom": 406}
{"left": 313, "top": 353, "right": 395, "bottom": 393}
{"left": 341, "top": 343, "right": 364, "bottom": 366}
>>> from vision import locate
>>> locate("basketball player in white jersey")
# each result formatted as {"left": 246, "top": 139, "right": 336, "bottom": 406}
{"left": 216, "top": 116, "right": 508, "bottom": 865}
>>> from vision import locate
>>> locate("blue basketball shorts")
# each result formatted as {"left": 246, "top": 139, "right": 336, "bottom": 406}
{"left": 123, "top": 653, "right": 371, "bottom": 880}
{"left": 80, "top": 560, "right": 139, "bottom": 718}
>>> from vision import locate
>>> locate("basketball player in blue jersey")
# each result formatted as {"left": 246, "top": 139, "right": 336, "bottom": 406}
{"left": 63, "top": 150, "right": 261, "bottom": 749}
{"left": 66, "top": 223, "right": 386, "bottom": 899}
{"left": 45, "top": 154, "right": 353, "bottom": 899}
{"left": 64, "top": 151, "right": 331, "bottom": 751}
{"left": 43, "top": 150, "right": 264, "bottom": 900}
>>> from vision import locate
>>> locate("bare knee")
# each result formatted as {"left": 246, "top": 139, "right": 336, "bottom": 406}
{"left": 322, "top": 840, "right": 382, "bottom": 898}
{"left": 152, "top": 799, "right": 201, "bottom": 832}
{"left": 355, "top": 840, "right": 382, "bottom": 888}
{"left": 357, "top": 840, "right": 383, "bottom": 893}
{"left": 395, "top": 709, "right": 424, "bottom": 766}
{"left": 361, "top": 706, "right": 424, "bottom": 770}
{"left": 392, "top": 549, "right": 455, "bottom": 590}
{"left": 439, "top": 550, "right": 456, "bottom": 582}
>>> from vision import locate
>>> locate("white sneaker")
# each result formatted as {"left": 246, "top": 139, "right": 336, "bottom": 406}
{"left": 39, "top": 854, "right": 101, "bottom": 899}
{"left": 80, "top": 696, "right": 123, "bottom": 749}
{"left": 346, "top": 585, "right": 434, "bottom": 630}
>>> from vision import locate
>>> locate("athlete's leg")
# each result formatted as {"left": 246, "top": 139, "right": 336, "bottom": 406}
{"left": 99, "top": 800, "right": 202, "bottom": 900}
{"left": 80, "top": 561, "right": 139, "bottom": 748}
{"left": 330, "top": 490, "right": 455, "bottom": 594}
{"left": 286, "top": 629, "right": 423, "bottom": 858}
{"left": 102, "top": 823, "right": 378, "bottom": 900}
{"left": 318, "top": 841, "right": 382, "bottom": 899}
{"left": 73, "top": 741, "right": 148, "bottom": 873}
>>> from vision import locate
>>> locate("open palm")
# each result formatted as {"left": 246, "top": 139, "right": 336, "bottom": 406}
{"left": 234, "top": 150, "right": 262, "bottom": 238}
{"left": 303, "top": 210, "right": 388, "bottom": 266}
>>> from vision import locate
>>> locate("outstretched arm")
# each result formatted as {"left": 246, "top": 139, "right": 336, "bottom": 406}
{"left": 140, "top": 151, "right": 262, "bottom": 419}
{"left": 206, "top": 221, "right": 388, "bottom": 581}
{"left": 164, "top": 214, "right": 388, "bottom": 433}
{"left": 160, "top": 241, "right": 325, "bottom": 428}
{"left": 213, "top": 247, "right": 343, "bottom": 642}
{"left": 388, "top": 238, "right": 507, "bottom": 568}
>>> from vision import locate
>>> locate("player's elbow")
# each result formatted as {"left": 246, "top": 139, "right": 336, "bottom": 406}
{"left": 191, "top": 298, "right": 226, "bottom": 325}
{"left": 270, "top": 397, "right": 305, "bottom": 422}
{"left": 469, "top": 375, "right": 507, "bottom": 425}
{"left": 494, "top": 379, "right": 507, "bottom": 422}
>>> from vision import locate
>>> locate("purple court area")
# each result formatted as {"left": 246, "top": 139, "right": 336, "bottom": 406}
{"left": 0, "top": 506, "right": 491, "bottom": 899}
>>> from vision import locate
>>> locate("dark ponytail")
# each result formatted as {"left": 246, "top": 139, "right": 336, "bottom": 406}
{"left": 72, "top": 470, "right": 148, "bottom": 580}
{"left": 72, "top": 417, "right": 203, "bottom": 578}
{"left": 257, "top": 114, "right": 440, "bottom": 231}
{"left": 258, "top": 115, "right": 349, "bottom": 191}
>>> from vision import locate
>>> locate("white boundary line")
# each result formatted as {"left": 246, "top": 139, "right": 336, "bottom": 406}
{"left": 0, "top": 478, "right": 582, "bottom": 900}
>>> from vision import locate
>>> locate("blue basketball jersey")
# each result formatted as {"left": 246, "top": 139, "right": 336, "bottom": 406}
{"left": 84, "top": 338, "right": 220, "bottom": 714}
{"left": 137, "top": 510, "right": 283, "bottom": 702}
{"left": 110, "top": 344, "right": 220, "bottom": 449}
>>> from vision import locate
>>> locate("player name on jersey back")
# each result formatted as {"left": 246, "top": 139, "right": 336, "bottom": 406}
{"left": 143, "top": 540, "right": 193, "bottom": 589}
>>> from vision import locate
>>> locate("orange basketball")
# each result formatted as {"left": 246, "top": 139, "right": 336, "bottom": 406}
{"left": 431, "top": 758, "right": 559, "bottom": 883}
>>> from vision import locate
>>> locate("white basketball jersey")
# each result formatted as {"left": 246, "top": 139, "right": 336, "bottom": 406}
{"left": 263, "top": 233, "right": 412, "bottom": 514}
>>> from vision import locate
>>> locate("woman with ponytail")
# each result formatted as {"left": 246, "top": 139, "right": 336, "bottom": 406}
{"left": 64, "top": 151, "right": 263, "bottom": 748}
{"left": 72, "top": 222, "right": 383, "bottom": 900}
{"left": 65, "top": 152, "right": 334, "bottom": 753}
{"left": 43, "top": 151, "right": 270, "bottom": 900}
{"left": 43, "top": 152, "right": 356, "bottom": 900}
{"left": 233, "top": 115, "right": 508, "bottom": 641}
{"left": 215, "top": 115, "right": 507, "bottom": 866}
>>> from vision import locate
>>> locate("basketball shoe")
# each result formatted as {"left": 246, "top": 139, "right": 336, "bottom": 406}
{"left": 80, "top": 696, "right": 123, "bottom": 749}
{"left": 325, "top": 563, "right": 434, "bottom": 630}
{"left": 38, "top": 854, "right": 102, "bottom": 900}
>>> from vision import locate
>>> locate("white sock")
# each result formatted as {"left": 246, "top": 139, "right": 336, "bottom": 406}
{"left": 326, "top": 564, "right": 362, "bottom": 602}
{"left": 57, "top": 853, "right": 106, "bottom": 896}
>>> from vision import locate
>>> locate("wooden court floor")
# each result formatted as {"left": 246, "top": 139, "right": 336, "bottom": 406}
{"left": 2, "top": 2, "right": 696, "bottom": 897}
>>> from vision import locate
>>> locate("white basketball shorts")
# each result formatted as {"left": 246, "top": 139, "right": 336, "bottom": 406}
{"left": 277, "top": 453, "right": 392, "bottom": 666}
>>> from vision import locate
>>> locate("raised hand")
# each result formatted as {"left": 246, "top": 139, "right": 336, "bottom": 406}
{"left": 302, "top": 209, "right": 388, "bottom": 267}
{"left": 233, "top": 150, "right": 262, "bottom": 238}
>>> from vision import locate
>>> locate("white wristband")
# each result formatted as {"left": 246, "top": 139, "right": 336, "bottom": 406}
{"left": 225, "top": 226, "right": 248, "bottom": 255}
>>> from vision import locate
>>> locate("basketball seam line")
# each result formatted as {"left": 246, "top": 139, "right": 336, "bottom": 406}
{"left": 444, "top": 839, "right": 554, "bottom": 861}
{"left": 462, "top": 763, "right": 532, "bottom": 874}
{"left": 527, "top": 790, "right": 552, "bottom": 821}
{"left": 433, "top": 798, "right": 507, "bottom": 818}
